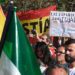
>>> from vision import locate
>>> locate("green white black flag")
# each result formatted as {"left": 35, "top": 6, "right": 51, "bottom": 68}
{"left": 0, "top": 6, "right": 42, "bottom": 75}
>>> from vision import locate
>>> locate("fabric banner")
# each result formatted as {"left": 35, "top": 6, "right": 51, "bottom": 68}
{"left": 17, "top": 5, "right": 56, "bottom": 34}
{"left": 49, "top": 11, "right": 75, "bottom": 38}
{"left": 0, "top": 6, "right": 42, "bottom": 75}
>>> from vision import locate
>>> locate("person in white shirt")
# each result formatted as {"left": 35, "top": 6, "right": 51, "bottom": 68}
{"left": 65, "top": 39, "right": 75, "bottom": 75}
{"left": 35, "top": 42, "right": 52, "bottom": 74}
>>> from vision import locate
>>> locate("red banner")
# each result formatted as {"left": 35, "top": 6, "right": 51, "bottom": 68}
{"left": 17, "top": 5, "right": 56, "bottom": 20}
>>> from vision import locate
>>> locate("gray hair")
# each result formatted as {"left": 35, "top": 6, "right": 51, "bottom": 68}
{"left": 45, "top": 64, "right": 69, "bottom": 75}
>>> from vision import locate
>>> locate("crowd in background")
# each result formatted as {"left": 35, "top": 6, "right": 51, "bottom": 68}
{"left": 27, "top": 29, "right": 75, "bottom": 75}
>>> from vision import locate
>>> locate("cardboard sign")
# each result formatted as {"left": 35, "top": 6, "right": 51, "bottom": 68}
{"left": 49, "top": 11, "right": 75, "bottom": 38}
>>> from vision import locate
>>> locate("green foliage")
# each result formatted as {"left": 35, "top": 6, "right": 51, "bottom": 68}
{"left": 1, "top": 0, "right": 56, "bottom": 12}
{"left": 1, "top": 0, "right": 75, "bottom": 12}
{"left": 57, "top": 0, "right": 75, "bottom": 11}
{"left": 0, "top": 0, "right": 5, "bottom": 3}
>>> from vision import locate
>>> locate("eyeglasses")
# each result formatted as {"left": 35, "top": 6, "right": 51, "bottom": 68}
{"left": 55, "top": 51, "right": 65, "bottom": 54}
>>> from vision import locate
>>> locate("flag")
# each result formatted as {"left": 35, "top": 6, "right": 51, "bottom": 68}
{"left": 0, "top": 5, "right": 6, "bottom": 41}
{"left": 0, "top": 5, "right": 42, "bottom": 75}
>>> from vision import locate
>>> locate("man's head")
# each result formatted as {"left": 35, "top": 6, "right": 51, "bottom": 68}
{"left": 57, "top": 45, "right": 66, "bottom": 63}
{"left": 65, "top": 39, "right": 75, "bottom": 64}
{"left": 45, "top": 64, "right": 69, "bottom": 75}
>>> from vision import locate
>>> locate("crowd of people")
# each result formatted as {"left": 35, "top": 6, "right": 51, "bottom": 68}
{"left": 27, "top": 29, "right": 75, "bottom": 75}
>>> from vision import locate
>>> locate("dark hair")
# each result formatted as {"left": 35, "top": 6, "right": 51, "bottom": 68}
{"left": 65, "top": 39, "right": 75, "bottom": 46}
{"left": 31, "top": 29, "right": 36, "bottom": 35}
{"left": 35, "top": 41, "right": 51, "bottom": 66}
{"left": 54, "top": 44, "right": 66, "bottom": 55}
{"left": 45, "top": 64, "right": 69, "bottom": 75}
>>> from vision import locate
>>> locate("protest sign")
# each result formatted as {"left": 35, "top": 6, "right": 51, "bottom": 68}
{"left": 49, "top": 11, "right": 75, "bottom": 38}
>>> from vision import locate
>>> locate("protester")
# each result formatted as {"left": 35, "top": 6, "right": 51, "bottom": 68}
{"left": 65, "top": 39, "right": 75, "bottom": 75}
{"left": 45, "top": 64, "right": 69, "bottom": 75}
{"left": 27, "top": 29, "right": 38, "bottom": 49}
{"left": 35, "top": 41, "right": 52, "bottom": 74}
{"left": 48, "top": 43, "right": 56, "bottom": 64}
{"left": 56, "top": 45, "right": 68, "bottom": 67}
{"left": 37, "top": 33, "right": 49, "bottom": 45}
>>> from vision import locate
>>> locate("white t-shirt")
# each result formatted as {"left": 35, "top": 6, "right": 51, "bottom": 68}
{"left": 40, "top": 65, "right": 47, "bottom": 73}
{"left": 69, "top": 67, "right": 75, "bottom": 75}
{"left": 38, "top": 59, "right": 47, "bottom": 74}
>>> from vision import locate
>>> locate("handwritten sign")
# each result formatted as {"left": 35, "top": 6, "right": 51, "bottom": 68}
{"left": 49, "top": 11, "right": 75, "bottom": 38}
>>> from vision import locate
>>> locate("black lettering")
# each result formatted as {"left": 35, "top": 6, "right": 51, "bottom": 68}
{"left": 39, "top": 18, "right": 42, "bottom": 33}
{"left": 30, "top": 22, "right": 38, "bottom": 30}
{"left": 44, "top": 18, "right": 49, "bottom": 32}
{"left": 22, "top": 23, "right": 29, "bottom": 34}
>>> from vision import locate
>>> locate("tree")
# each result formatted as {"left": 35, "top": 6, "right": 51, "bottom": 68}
{"left": 57, "top": 0, "right": 75, "bottom": 11}
{"left": 1, "top": 0, "right": 56, "bottom": 12}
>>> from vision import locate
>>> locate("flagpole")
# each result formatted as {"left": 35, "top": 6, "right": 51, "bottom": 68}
{"left": 0, "top": 1, "right": 14, "bottom": 56}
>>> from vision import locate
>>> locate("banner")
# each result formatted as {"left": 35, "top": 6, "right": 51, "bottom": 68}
{"left": 49, "top": 11, "right": 75, "bottom": 38}
{"left": 17, "top": 5, "right": 56, "bottom": 34}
